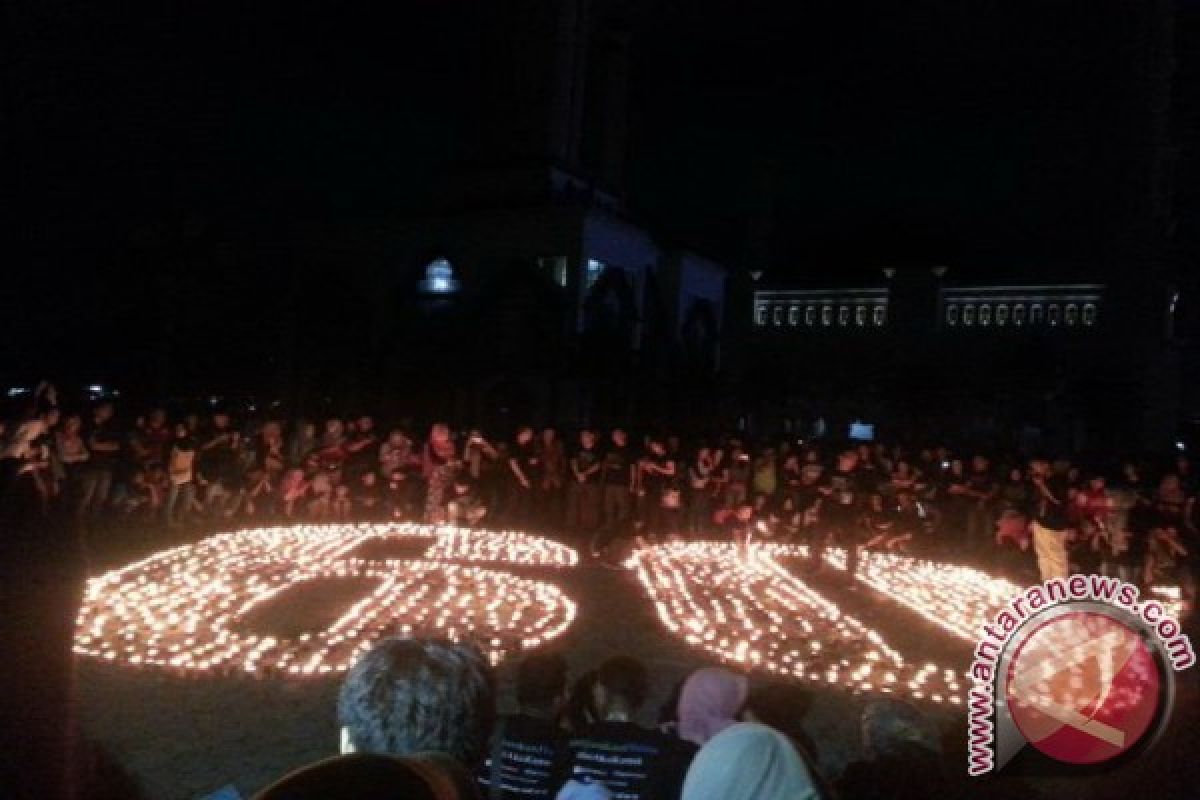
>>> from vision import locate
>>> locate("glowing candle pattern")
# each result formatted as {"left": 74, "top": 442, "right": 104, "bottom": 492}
{"left": 813, "top": 548, "right": 1185, "bottom": 640}
{"left": 627, "top": 542, "right": 963, "bottom": 703}
{"left": 74, "top": 524, "right": 578, "bottom": 675}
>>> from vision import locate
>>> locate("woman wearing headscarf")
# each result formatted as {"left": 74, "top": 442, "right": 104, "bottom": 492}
{"left": 675, "top": 667, "right": 748, "bottom": 747}
{"left": 681, "top": 723, "right": 821, "bottom": 800}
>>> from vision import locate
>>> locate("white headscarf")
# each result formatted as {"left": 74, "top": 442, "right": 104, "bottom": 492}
{"left": 682, "top": 723, "right": 819, "bottom": 800}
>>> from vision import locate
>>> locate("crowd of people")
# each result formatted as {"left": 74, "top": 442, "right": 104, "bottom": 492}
{"left": 255, "top": 636, "right": 947, "bottom": 800}
{"left": 0, "top": 384, "right": 1196, "bottom": 616}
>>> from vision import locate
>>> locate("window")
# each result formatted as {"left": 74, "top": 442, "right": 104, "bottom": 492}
{"left": 773, "top": 306, "right": 784, "bottom": 326}
{"left": 822, "top": 305, "right": 833, "bottom": 326}
{"left": 805, "top": 306, "right": 817, "bottom": 326}
{"left": 946, "top": 304, "right": 959, "bottom": 325}
{"left": 755, "top": 305, "right": 768, "bottom": 326}
{"left": 855, "top": 305, "right": 867, "bottom": 326}
{"left": 418, "top": 258, "right": 460, "bottom": 294}
{"left": 838, "top": 306, "right": 851, "bottom": 326}
{"left": 1030, "top": 304, "right": 1044, "bottom": 325}
{"left": 1013, "top": 304, "right": 1026, "bottom": 325}
{"left": 1082, "top": 304, "right": 1097, "bottom": 326}
{"left": 538, "top": 256, "right": 570, "bottom": 288}
{"left": 979, "top": 304, "right": 991, "bottom": 326}
{"left": 1048, "top": 304, "right": 1060, "bottom": 326}
{"left": 1065, "top": 304, "right": 1078, "bottom": 326}
{"left": 996, "top": 304, "right": 1009, "bottom": 326}
{"left": 585, "top": 258, "right": 606, "bottom": 291}
{"left": 873, "top": 305, "right": 886, "bottom": 326}
{"left": 962, "top": 304, "right": 975, "bottom": 326}
{"left": 788, "top": 305, "right": 800, "bottom": 326}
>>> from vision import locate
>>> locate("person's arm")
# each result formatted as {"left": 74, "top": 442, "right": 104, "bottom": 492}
{"left": 570, "top": 454, "right": 584, "bottom": 482}
{"left": 508, "top": 456, "right": 531, "bottom": 489}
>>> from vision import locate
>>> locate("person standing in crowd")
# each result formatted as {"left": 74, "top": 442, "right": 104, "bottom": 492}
{"left": 556, "top": 656, "right": 695, "bottom": 799}
{"left": 246, "top": 420, "right": 286, "bottom": 516}
{"left": 164, "top": 422, "right": 197, "bottom": 527}
{"left": 638, "top": 436, "right": 679, "bottom": 540}
{"left": 538, "top": 427, "right": 566, "bottom": 533}
{"left": 725, "top": 441, "right": 751, "bottom": 510}
{"left": 52, "top": 413, "right": 89, "bottom": 511}
{"left": 566, "top": 429, "right": 602, "bottom": 542}
{"left": 506, "top": 426, "right": 541, "bottom": 528}
{"left": 1029, "top": 456, "right": 1071, "bottom": 581}
{"left": 422, "top": 423, "right": 460, "bottom": 524}
{"left": 0, "top": 404, "right": 60, "bottom": 514}
{"left": 79, "top": 401, "right": 120, "bottom": 519}
{"left": 343, "top": 415, "right": 379, "bottom": 480}
{"left": 751, "top": 446, "right": 778, "bottom": 506}
{"left": 594, "top": 428, "right": 634, "bottom": 557}
{"left": 685, "top": 446, "right": 717, "bottom": 537}
{"left": 815, "top": 449, "right": 863, "bottom": 579}
{"left": 379, "top": 428, "right": 413, "bottom": 477}
{"left": 478, "top": 652, "right": 569, "bottom": 800}
{"left": 288, "top": 420, "right": 317, "bottom": 467}
{"left": 130, "top": 408, "right": 171, "bottom": 470}
{"left": 961, "top": 454, "right": 998, "bottom": 558}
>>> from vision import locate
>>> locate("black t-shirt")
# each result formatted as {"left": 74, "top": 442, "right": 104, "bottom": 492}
{"left": 573, "top": 445, "right": 602, "bottom": 485}
{"left": 641, "top": 454, "right": 675, "bottom": 495}
{"left": 344, "top": 431, "right": 378, "bottom": 472}
{"left": 86, "top": 419, "right": 122, "bottom": 468}
{"left": 966, "top": 469, "right": 996, "bottom": 501}
{"left": 602, "top": 445, "right": 630, "bottom": 488}
{"left": 478, "top": 713, "right": 567, "bottom": 800}
{"left": 510, "top": 440, "right": 542, "bottom": 486}
{"left": 557, "top": 720, "right": 695, "bottom": 800}
{"left": 1032, "top": 475, "right": 1070, "bottom": 530}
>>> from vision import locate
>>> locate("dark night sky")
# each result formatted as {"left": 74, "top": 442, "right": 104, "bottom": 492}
{"left": 6, "top": 0, "right": 1200, "bottom": 387}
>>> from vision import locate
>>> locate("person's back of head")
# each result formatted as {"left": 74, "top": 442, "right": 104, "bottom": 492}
{"left": 516, "top": 651, "right": 569, "bottom": 716}
{"left": 337, "top": 637, "right": 495, "bottom": 767}
{"left": 594, "top": 656, "right": 648, "bottom": 718}
{"left": 254, "top": 752, "right": 481, "bottom": 800}
{"left": 681, "top": 723, "right": 820, "bottom": 800}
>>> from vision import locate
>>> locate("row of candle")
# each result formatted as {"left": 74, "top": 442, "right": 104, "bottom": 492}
{"left": 74, "top": 523, "right": 578, "bottom": 676}
{"left": 627, "top": 542, "right": 963, "bottom": 704}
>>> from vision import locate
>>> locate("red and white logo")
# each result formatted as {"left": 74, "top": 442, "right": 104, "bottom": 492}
{"left": 1004, "top": 610, "right": 1162, "bottom": 765}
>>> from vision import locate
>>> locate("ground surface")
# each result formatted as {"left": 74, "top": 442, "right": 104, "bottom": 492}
{"left": 75, "top": 523, "right": 1200, "bottom": 800}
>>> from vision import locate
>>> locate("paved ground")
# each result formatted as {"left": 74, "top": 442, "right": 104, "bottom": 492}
{"left": 75, "top": 524, "right": 1200, "bottom": 800}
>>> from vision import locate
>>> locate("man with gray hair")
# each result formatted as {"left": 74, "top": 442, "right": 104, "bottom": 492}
{"left": 337, "top": 637, "right": 496, "bottom": 768}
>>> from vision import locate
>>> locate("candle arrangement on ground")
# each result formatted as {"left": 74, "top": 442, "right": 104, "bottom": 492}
{"left": 811, "top": 547, "right": 1185, "bottom": 638}
{"left": 627, "top": 541, "right": 964, "bottom": 704}
{"left": 74, "top": 524, "right": 578, "bottom": 676}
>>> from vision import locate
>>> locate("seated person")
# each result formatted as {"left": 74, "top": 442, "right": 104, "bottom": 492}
{"left": 556, "top": 656, "right": 695, "bottom": 799}
{"left": 676, "top": 668, "right": 748, "bottom": 748}
{"left": 258, "top": 637, "right": 495, "bottom": 799}
{"left": 478, "top": 652, "right": 569, "bottom": 799}
{"left": 337, "top": 637, "right": 495, "bottom": 768}
{"left": 681, "top": 723, "right": 823, "bottom": 800}
{"left": 836, "top": 699, "right": 946, "bottom": 800}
